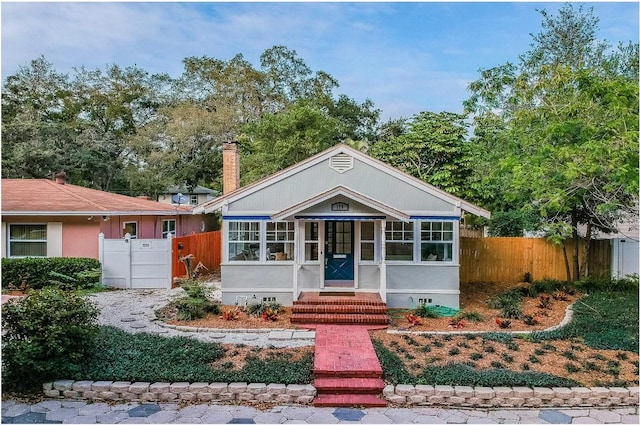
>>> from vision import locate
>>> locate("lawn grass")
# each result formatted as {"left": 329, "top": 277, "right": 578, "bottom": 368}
{"left": 74, "top": 326, "right": 313, "bottom": 384}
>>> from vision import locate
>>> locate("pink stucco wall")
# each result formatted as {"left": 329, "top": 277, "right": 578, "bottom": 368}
{"left": 3, "top": 214, "right": 210, "bottom": 260}
{"left": 99, "top": 214, "right": 205, "bottom": 239}
{"left": 62, "top": 219, "right": 100, "bottom": 258}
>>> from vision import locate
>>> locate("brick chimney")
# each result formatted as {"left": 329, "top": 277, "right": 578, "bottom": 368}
{"left": 54, "top": 171, "right": 67, "bottom": 185}
{"left": 222, "top": 141, "right": 240, "bottom": 194}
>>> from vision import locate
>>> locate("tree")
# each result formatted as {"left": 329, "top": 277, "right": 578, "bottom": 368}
{"left": 370, "top": 111, "right": 471, "bottom": 196}
{"left": 465, "top": 4, "right": 639, "bottom": 281}
{"left": 239, "top": 100, "right": 345, "bottom": 183}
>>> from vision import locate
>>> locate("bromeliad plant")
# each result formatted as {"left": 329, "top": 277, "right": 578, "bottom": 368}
{"left": 262, "top": 307, "right": 280, "bottom": 321}
{"left": 406, "top": 313, "right": 422, "bottom": 326}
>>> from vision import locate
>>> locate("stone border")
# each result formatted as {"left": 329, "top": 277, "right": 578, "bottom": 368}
{"left": 387, "top": 302, "right": 575, "bottom": 336}
{"left": 45, "top": 380, "right": 638, "bottom": 408}
{"left": 384, "top": 384, "right": 639, "bottom": 408}
{"left": 44, "top": 381, "right": 316, "bottom": 405}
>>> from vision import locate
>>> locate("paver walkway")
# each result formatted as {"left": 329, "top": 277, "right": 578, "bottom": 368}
{"left": 313, "top": 325, "right": 386, "bottom": 407}
{"left": 2, "top": 399, "right": 637, "bottom": 423}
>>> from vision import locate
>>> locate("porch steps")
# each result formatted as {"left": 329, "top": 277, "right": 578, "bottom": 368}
{"left": 312, "top": 325, "right": 387, "bottom": 408}
{"left": 291, "top": 292, "right": 389, "bottom": 326}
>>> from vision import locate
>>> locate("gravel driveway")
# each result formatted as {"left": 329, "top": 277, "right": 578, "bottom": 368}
{"left": 87, "top": 281, "right": 315, "bottom": 348}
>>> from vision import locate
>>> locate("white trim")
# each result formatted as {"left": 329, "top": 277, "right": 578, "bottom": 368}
{"left": 271, "top": 185, "right": 410, "bottom": 221}
{"left": 222, "top": 287, "right": 293, "bottom": 293}
{"left": 387, "top": 289, "right": 461, "bottom": 295}
{"left": 195, "top": 144, "right": 490, "bottom": 219}
{"left": 380, "top": 219, "right": 387, "bottom": 302}
{"left": 4, "top": 210, "right": 192, "bottom": 216}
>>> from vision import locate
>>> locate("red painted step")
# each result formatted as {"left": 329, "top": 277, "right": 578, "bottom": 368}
{"left": 314, "top": 377, "right": 385, "bottom": 394}
{"left": 291, "top": 313, "right": 388, "bottom": 325}
{"left": 313, "top": 394, "right": 387, "bottom": 408}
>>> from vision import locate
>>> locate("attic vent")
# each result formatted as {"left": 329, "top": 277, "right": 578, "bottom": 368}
{"left": 329, "top": 153, "right": 354, "bottom": 173}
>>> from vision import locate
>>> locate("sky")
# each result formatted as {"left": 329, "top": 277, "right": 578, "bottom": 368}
{"left": 1, "top": 1, "right": 638, "bottom": 121}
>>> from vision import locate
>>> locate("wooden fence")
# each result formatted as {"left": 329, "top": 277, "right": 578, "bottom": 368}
{"left": 172, "top": 231, "right": 221, "bottom": 279}
{"left": 460, "top": 237, "right": 611, "bottom": 283}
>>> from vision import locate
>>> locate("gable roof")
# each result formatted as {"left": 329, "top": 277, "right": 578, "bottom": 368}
{"left": 271, "top": 185, "right": 410, "bottom": 221}
{"left": 194, "top": 144, "right": 490, "bottom": 219}
{"left": 1, "top": 179, "right": 193, "bottom": 216}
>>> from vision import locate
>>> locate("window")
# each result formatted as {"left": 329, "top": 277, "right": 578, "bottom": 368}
{"left": 162, "top": 219, "right": 176, "bottom": 238}
{"left": 123, "top": 222, "right": 137, "bottom": 239}
{"left": 304, "top": 221, "right": 319, "bottom": 262}
{"left": 228, "top": 221, "right": 260, "bottom": 261}
{"left": 421, "top": 221, "right": 454, "bottom": 262}
{"left": 9, "top": 224, "right": 47, "bottom": 257}
{"left": 190, "top": 194, "right": 198, "bottom": 205}
{"left": 385, "top": 221, "right": 414, "bottom": 261}
{"left": 360, "top": 221, "right": 375, "bottom": 261}
{"left": 266, "top": 221, "right": 295, "bottom": 261}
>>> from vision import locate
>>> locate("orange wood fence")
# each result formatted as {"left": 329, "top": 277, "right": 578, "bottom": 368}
{"left": 460, "top": 237, "right": 611, "bottom": 283}
{"left": 172, "top": 231, "right": 221, "bottom": 279}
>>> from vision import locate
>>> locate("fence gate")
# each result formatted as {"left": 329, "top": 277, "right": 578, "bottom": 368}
{"left": 99, "top": 233, "right": 172, "bottom": 289}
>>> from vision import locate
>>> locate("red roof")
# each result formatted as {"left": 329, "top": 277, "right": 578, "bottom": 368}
{"left": 1, "top": 179, "right": 192, "bottom": 216}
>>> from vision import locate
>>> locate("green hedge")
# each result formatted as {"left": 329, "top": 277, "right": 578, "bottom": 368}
{"left": 1, "top": 257, "right": 101, "bottom": 290}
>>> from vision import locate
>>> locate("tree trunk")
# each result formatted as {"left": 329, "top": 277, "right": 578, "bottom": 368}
{"left": 571, "top": 208, "right": 580, "bottom": 281}
{"left": 580, "top": 222, "right": 593, "bottom": 279}
{"left": 562, "top": 241, "right": 572, "bottom": 283}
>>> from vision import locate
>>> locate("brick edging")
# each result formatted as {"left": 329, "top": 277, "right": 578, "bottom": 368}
{"left": 44, "top": 380, "right": 638, "bottom": 408}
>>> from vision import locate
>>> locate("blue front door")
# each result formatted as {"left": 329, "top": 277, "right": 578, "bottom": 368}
{"left": 325, "top": 221, "right": 354, "bottom": 282}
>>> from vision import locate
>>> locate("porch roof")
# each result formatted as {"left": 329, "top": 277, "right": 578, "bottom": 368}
{"left": 270, "top": 185, "right": 410, "bottom": 221}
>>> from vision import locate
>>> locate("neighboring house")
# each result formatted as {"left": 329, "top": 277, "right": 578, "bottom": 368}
{"left": 194, "top": 143, "right": 491, "bottom": 309}
{"left": 157, "top": 185, "right": 219, "bottom": 207}
{"left": 1, "top": 175, "right": 204, "bottom": 260}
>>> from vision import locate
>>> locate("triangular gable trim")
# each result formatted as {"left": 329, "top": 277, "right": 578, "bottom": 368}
{"left": 195, "top": 144, "right": 490, "bottom": 218}
{"left": 270, "top": 185, "right": 410, "bottom": 221}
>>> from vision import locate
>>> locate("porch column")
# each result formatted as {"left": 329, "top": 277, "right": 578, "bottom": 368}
{"left": 380, "top": 219, "right": 387, "bottom": 302}
{"left": 293, "top": 220, "right": 299, "bottom": 300}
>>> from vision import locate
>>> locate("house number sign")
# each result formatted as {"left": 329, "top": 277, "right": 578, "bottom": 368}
{"left": 331, "top": 202, "right": 349, "bottom": 212}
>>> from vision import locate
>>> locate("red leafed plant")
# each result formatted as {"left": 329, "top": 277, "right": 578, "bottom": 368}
{"left": 406, "top": 313, "right": 421, "bottom": 326}
{"left": 262, "top": 307, "right": 279, "bottom": 321}
{"left": 222, "top": 309, "right": 240, "bottom": 321}
{"left": 495, "top": 318, "right": 512, "bottom": 329}
{"left": 449, "top": 317, "right": 465, "bottom": 328}
{"left": 522, "top": 313, "right": 539, "bottom": 326}
{"left": 538, "top": 293, "right": 552, "bottom": 309}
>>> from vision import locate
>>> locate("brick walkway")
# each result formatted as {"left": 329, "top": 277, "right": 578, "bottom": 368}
{"left": 313, "top": 325, "right": 386, "bottom": 407}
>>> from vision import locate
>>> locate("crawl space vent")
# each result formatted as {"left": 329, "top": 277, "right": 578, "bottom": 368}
{"left": 329, "top": 153, "right": 354, "bottom": 173}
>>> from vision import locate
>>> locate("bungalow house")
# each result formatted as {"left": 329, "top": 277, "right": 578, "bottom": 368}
{"left": 1, "top": 174, "right": 204, "bottom": 260}
{"left": 194, "top": 142, "right": 490, "bottom": 309}
{"left": 156, "top": 185, "right": 219, "bottom": 207}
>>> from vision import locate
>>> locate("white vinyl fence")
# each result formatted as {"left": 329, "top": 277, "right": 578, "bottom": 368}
{"left": 611, "top": 238, "right": 639, "bottom": 279}
{"left": 99, "top": 233, "right": 172, "bottom": 289}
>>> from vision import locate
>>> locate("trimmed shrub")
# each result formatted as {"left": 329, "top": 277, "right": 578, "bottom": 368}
{"left": 2, "top": 288, "right": 100, "bottom": 391}
{"left": 1, "top": 257, "right": 101, "bottom": 291}
{"left": 174, "top": 281, "right": 220, "bottom": 321}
